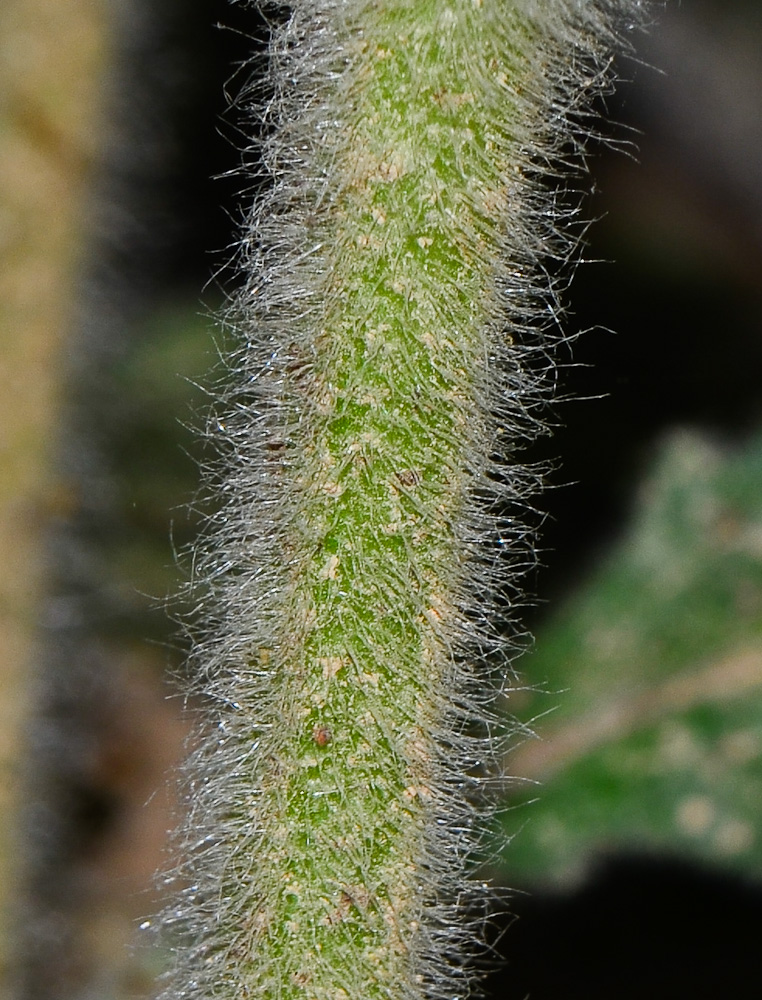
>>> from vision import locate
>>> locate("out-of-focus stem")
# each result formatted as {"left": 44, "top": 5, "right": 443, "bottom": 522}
{"left": 0, "top": 0, "right": 106, "bottom": 987}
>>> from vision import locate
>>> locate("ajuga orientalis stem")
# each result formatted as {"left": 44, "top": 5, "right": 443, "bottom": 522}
{"left": 161, "top": 3, "right": 645, "bottom": 999}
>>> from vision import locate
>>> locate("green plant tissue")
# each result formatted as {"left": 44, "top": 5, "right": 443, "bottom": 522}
{"left": 501, "top": 428, "right": 762, "bottom": 887}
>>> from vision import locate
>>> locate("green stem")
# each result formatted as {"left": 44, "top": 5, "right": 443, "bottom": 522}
{"left": 162, "top": 2, "right": 642, "bottom": 998}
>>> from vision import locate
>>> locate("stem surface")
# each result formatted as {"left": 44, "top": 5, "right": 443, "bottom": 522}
{"left": 163, "top": 3, "right": 642, "bottom": 999}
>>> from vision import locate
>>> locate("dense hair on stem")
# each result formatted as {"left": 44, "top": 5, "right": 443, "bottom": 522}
{"left": 159, "top": 3, "right": 646, "bottom": 1000}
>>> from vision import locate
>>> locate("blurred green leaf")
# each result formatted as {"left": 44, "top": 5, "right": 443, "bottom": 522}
{"left": 501, "top": 429, "right": 762, "bottom": 886}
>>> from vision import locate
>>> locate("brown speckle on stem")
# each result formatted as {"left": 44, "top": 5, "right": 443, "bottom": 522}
{"left": 312, "top": 725, "right": 333, "bottom": 747}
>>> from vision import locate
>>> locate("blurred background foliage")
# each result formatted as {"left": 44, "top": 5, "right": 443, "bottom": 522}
{"left": 502, "top": 428, "right": 762, "bottom": 882}
{"left": 2, "top": 0, "right": 762, "bottom": 998}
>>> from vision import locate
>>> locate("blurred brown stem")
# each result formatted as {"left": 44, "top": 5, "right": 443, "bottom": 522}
{"left": 0, "top": 0, "right": 106, "bottom": 989}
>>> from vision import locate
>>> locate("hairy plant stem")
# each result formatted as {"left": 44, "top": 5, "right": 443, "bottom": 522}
{"left": 163, "top": 3, "right": 643, "bottom": 999}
